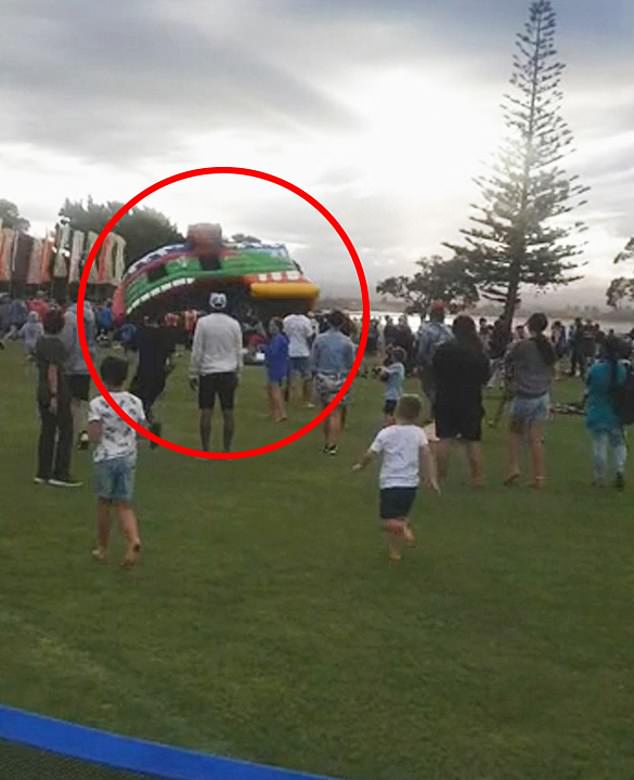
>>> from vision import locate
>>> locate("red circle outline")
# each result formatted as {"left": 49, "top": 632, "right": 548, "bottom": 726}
{"left": 77, "top": 167, "right": 370, "bottom": 460}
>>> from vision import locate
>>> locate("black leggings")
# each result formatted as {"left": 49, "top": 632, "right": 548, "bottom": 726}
{"left": 37, "top": 401, "right": 73, "bottom": 480}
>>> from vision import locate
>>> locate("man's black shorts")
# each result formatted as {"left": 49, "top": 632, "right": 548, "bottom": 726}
{"left": 379, "top": 487, "right": 417, "bottom": 520}
{"left": 130, "top": 372, "right": 166, "bottom": 410}
{"left": 198, "top": 372, "right": 238, "bottom": 411}
{"left": 434, "top": 406, "right": 483, "bottom": 442}
{"left": 67, "top": 374, "right": 90, "bottom": 402}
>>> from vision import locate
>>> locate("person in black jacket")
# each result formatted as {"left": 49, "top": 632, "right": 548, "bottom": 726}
{"left": 129, "top": 315, "right": 175, "bottom": 446}
{"left": 432, "top": 315, "right": 491, "bottom": 488}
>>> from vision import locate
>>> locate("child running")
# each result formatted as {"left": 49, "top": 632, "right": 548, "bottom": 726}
{"left": 88, "top": 356, "right": 146, "bottom": 567}
{"left": 353, "top": 394, "right": 439, "bottom": 562}
{"left": 379, "top": 346, "right": 406, "bottom": 425}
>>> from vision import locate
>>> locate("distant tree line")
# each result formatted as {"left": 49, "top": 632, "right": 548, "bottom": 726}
{"left": 0, "top": 196, "right": 184, "bottom": 268}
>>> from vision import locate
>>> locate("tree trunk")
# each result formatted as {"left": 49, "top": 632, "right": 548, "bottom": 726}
{"left": 502, "top": 257, "right": 522, "bottom": 337}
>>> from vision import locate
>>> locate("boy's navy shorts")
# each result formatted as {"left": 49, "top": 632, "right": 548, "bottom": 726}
{"left": 379, "top": 487, "right": 417, "bottom": 520}
{"left": 383, "top": 399, "right": 398, "bottom": 415}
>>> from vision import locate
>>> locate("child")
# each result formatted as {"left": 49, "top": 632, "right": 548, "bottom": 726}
{"left": 20, "top": 310, "right": 44, "bottom": 360}
{"left": 264, "top": 317, "right": 289, "bottom": 422}
{"left": 353, "top": 394, "right": 439, "bottom": 562}
{"left": 379, "top": 345, "right": 406, "bottom": 425}
{"left": 88, "top": 356, "right": 146, "bottom": 567}
{"left": 585, "top": 335, "right": 628, "bottom": 490}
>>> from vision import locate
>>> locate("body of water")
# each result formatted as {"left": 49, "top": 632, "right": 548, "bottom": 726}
{"left": 348, "top": 311, "right": 634, "bottom": 335}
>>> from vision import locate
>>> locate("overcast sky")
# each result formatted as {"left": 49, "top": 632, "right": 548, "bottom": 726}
{"left": 1, "top": 0, "right": 632, "bottom": 301}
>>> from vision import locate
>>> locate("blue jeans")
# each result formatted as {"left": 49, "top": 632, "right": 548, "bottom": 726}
{"left": 591, "top": 428, "right": 627, "bottom": 481}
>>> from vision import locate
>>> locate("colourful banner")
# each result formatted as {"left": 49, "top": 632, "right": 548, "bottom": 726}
{"left": 52, "top": 222, "right": 71, "bottom": 278}
{"left": 112, "top": 234, "right": 126, "bottom": 284}
{"left": 40, "top": 233, "right": 54, "bottom": 283}
{"left": 68, "top": 230, "right": 84, "bottom": 283}
{"left": 97, "top": 233, "right": 114, "bottom": 284}
{"left": 12, "top": 233, "right": 34, "bottom": 283}
{"left": 0, "top": 228, "right": 15, "bottom": 282}
{"left": 85, "top": 231, "right": 99, "bottom": 283}
{"left": 27, "top": 239, "right": 43, "bottom": 285}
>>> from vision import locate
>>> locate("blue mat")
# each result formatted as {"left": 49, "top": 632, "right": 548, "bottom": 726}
{"left": 0, "top": 705, "right": 339, "bottom": 780}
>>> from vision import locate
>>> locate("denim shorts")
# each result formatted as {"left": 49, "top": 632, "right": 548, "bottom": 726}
{"left": 94, "top": 456, "right": 136, "bottom": 502}
{"left": 510, "top": 393, "right": 550, "bottom": 425}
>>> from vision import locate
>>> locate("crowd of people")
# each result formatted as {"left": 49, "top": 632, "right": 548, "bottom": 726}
{"left": 3, "top": 288, "right": 633, "bottom": 565}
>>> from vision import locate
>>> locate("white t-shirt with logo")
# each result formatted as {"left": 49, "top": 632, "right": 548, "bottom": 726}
{"left": 88, "top": 391, "right": 146, "bottom": 463}
{"left": 283, "top": 314, "right": 313, "bottom": 358}
{"left": 370, "top": 424, "right": 429, "bottom": 489}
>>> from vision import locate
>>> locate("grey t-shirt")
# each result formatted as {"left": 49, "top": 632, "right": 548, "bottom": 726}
{"left": 506, "top": 339, "right": 554, "bottom": 397}
{"left": 60, "top": 303, "right": 97, "bottom": 375}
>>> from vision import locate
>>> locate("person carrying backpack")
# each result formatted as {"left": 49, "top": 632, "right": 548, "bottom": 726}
{"left": 585, "top": 335, "right": 629, "bottom": 490}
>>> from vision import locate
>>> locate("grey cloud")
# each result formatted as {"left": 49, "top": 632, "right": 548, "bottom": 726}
{"left": 1, "top": 0, "right": 359, "bottom": 161}
{"left": 2, "top": 0, "right": 632, "bottom": 299}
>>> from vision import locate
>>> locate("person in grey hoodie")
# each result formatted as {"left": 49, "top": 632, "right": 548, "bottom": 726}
{"left": 60, "top": 295, "right": 97, "bottom": 449}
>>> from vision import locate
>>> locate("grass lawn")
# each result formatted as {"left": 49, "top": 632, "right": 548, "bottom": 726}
{"left": 1, "top": 343, "right": 633, "bottom": 780}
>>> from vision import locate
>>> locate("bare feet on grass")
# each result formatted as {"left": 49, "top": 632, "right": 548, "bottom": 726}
{"left": 121, "top": 543, "right": 141, "bottom": 569}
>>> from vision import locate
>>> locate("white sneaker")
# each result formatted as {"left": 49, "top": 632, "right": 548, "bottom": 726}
{"left": 49, "top": 477, "right": 83, "bottom": 488}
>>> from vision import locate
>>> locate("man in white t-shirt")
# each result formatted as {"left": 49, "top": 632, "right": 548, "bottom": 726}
{"left": 353, "top": 394, "right": 439, "bottom": 562}
{"left": 189, "top": 293, "right": 243, "bottom": 452}
{"left": 283, "top": 311, "right": 315, "bottom": 405}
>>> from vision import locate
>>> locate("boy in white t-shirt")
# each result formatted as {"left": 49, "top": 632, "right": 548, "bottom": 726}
{"left": 88, "top": 356, "right": 146, "bottom": 567}
{"left": 353, "top": 394, "right": 439, "bottom": 561}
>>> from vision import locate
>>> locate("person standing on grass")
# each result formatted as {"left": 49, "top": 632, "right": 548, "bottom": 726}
{"left": 487, "top": 317, "right": 510, "bottom": 389}
{"left": 416, "top": 303, "right": 453, "bottom": 419}
{"left": 585, "top": 336, "right": 629, "bottom": 490}
{"left": 310, "top": 309, "right": 355, "bottom": 455}
{"left": 129, "top": 314, "right": 175, "bottom": 445}
{"left": 189, "top": 292, "right": 243, "bottom": 452}
{"left": 569, "top": 317, "right": 586, "bottom": 378}
{"left": 394, "top": 315, "right": 415, "bottom": 374}
{"left": 88, "top": 356, "right": 145, "bottom": 567}
{"left": 504, "top": 313, "right": 556, "bottom": 489}
{"left": 264, "top": 317, "right": 289, "bottom": 422}
{"left": 353, "top": 394, "right": 439, "bottom": 562}
{"left": 283, "top": 310, "right": 315, "bottom": 406}
{"left": 60, "top": 294, "right": 97, "bottom": 450}
{"left": 379, "top": 346, "right": 406, "bottom": 425}
{"left": 34, "top": 309, "right": 81, "bottom": 487}
{"left": 432, "top": 315, "right": 491, "bottom": 489}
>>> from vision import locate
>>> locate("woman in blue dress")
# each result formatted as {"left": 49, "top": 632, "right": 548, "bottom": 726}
{"left": 585, "top": 335, "right": 628, "bottom": 490}
{"left": 264, "top": 318, "right": 289, "bottom": 423}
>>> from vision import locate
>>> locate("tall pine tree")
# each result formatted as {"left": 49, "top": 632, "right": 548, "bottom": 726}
{"left": 444, "top": 0, "right": 588, "bottom": 328}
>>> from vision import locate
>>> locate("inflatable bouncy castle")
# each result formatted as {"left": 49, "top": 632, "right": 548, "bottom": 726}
{"left": 112, "top": 224, "right": 319, "bottom": 322}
